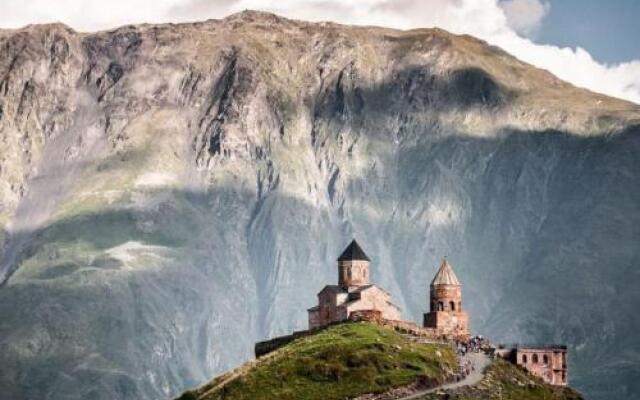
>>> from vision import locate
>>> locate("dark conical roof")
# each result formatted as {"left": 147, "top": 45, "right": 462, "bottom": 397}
{"left": 337, "top": 239, "right": 371, "bottom": 262}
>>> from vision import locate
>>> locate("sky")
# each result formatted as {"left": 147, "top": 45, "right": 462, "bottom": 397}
{"left": 538, "top": 0, "right": 639, "bottom": 65}
{"left": 0, "top": 0, "right": 639, "bottom": 104}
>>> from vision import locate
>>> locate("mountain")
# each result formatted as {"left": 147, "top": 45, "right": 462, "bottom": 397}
{"left": 0, "top": 10, "right": 638, "bottom": 400}
{"left": 175, "top": 321, "right": 582, "bottom": 400}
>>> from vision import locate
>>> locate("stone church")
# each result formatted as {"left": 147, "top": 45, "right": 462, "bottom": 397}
{"left": 307, "top": 239, "right": 469, "bottom": 339}
{"left": 307, "top": 239, "right": 402, "bottom": 329}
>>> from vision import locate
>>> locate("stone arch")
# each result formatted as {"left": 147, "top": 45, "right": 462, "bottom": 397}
{"left": 437, "top": 301, "right": 444, "bottom": 311}
{"left": 532, "top": 354, "right": 539, "bottom": 364}
{"left": 522, "top": 354, "right": 527, "bottom": 363}
{"left": 450, "top": 301, "right": 455, "bottom": 311}
{"left": 543, "top": 354, "right": 549, "bottom": 364}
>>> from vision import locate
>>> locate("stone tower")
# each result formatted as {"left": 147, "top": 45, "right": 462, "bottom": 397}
{"left": 337, "top": 239, "right": 370, "bottom": 288}
{"left": 423, "top": 257, "right": 469, "bottom": 337}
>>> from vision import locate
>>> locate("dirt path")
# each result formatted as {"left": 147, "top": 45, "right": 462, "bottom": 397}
{"left": 398, "top": 352, "right": 491, "bottom": 399}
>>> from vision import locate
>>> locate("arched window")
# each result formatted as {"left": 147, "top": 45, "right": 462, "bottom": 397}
{"left": 437, "top": 301, "right": 444, "bottom": 311}
{"left": 450, "top": 301, "right": 456, "bottom": 311}
{"left": 522, "top": 354, "right": 527, "bottom": 364}
{"left": 543, "top": 355, "right": 549, "bottom": 365}
{"left": 532, "top": 354, "right": 539, "bottom": 364}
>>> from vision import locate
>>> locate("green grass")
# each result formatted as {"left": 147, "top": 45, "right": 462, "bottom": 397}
{"left": 419, "top": 358, "right": 583, "bottom": 400}
{"left": 179, "top": 322, "right": 457, "bottom": 400}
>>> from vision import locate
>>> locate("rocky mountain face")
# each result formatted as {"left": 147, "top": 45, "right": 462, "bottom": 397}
{"left": 0, "top": 11, "right": 638, "bottom": 400}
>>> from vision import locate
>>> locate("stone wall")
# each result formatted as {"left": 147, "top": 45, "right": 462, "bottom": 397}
{"left": 348, "top": 309, "right": 383, "bottom": 322}
{"left": 344, "top": 287, "right": 402, "bottom": 322}
{"left": 254, "top": 328, "right": 321, "bottom": 358}
{"left": 308, "top": 308, "right": 321, "bottom": 330}
{"left": 423, "top": 310, "right": 469, "bottom": 338}
{"left": 311, "top": 289, "right": 349, "bottom": 328}
{"left": 338, "top": 260, "right": 370, "bottom": 287}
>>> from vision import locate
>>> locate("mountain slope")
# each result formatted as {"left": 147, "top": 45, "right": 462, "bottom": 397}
{"left": 0, "top": 10, "right": 638, "bottom": 400}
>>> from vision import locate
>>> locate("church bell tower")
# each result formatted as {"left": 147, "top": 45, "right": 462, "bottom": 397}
{"left": 423, "top": 257, "right": 469, "bottom": 337}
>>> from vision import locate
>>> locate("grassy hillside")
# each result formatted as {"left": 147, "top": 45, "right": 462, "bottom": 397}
{"left": 177, "top": 322, "right": 584, "bottom": 400}
{"left": 419, "top": 359, "right": 583, "bottom": 400}
{"left": 176, "top": 322, "right": 458, "bottom": 400}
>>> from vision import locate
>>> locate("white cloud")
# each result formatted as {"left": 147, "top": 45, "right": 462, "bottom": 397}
{"left": 499, "top": 0, "right": 550, "bottom": 37}
{"left": 1, "top": 0, "right": 639, "bottom": 104}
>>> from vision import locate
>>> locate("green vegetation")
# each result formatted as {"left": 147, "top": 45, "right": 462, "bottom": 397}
{"left": 178, "top": 322, "right": 457, "bottom": 400}
{"left": 419, "top": 358, "right": 583, "bottom": 400}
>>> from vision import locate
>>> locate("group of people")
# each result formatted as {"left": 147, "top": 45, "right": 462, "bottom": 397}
{"left": 460, "top": 358, "right": 474, "bottom": 377}
{"left": 468, "top": 335, "right": 487, "bottom": 353}
{"left": 456, "top": 335, "right": 487, "bottom": 356}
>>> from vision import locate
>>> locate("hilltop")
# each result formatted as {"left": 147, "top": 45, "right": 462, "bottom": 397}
{"left": 175, "top": 322, "right": 583, "bottom": 400}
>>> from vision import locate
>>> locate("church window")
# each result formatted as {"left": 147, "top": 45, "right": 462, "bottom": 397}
{"left": 532, "top": 354, "right": 539, "bottom": 364}
{"left": 543, "top": 355, "right": 549, "bottom": 365}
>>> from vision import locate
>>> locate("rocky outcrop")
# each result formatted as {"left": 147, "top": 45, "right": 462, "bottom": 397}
{"left": 0, "top": 11, "right": 638, "bottom": 400}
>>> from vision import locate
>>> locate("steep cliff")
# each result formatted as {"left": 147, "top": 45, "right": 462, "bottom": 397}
{"left": 0, "top": 11, "right": 638, "bottom": 400}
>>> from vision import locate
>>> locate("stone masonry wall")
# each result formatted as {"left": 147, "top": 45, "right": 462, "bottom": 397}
{"left": 515, "top": 348, "right": 568, "bottom": 386}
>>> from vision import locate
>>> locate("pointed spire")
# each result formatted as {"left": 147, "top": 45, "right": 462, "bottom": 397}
{"left": 431, "top": 257, "right": 461, "bottom": 286}
{"left": 337, "top": 239, "right": 371, "bottom": 262}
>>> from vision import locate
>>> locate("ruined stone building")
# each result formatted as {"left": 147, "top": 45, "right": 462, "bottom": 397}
{"left": 423, "top": 258, "right": 469, "bottom": 337}
{"left": 496, "top": 345, "right": 568, "bottom": 386}
{"left": 307, "top": 239, "right": 402, "bottom": 329}
{"left": 516, "top": 345, "right": 568, "bottom": 386}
